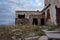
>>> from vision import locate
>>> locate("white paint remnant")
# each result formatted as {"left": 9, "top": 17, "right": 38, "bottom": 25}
{"left": 49, "top": 5, "right": 57, "bottom": 26}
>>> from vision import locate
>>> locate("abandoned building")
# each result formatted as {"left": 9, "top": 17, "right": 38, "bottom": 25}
{"left": 15, "top": 0, "right": 60, "bottom": 26}
{"left": 41, "top": 0, "right": 60, "bottom": 26}
{"left": 15, "top": 11, "right": 45, "bottom": 25}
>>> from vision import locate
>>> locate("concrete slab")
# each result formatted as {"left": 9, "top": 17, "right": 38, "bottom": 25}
{"left": 38, "top": 36, "right": 48, "bottom": 40}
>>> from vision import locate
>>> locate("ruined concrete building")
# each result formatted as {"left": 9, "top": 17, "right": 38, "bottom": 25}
{"left": 15, "top": 0, "right": 60, "bottom": 26}
{"left": 42, "top": 0, "right": 60, "bottom": 26}
{"left": 15, "top": 11, "right": 45, "bottom": 25}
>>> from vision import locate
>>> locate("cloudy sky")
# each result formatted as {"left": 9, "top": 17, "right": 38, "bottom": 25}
{"left": 0, "top": 0, "right": 44, "bottom": 25}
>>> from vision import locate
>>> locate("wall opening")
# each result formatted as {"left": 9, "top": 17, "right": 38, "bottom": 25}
{"left": 32, "top": 18, "right": 38, "bottom": 25}
{"left": 18, "top": 14, "right": 25, "bottom": 19}
{"left": 47, "top": 9, "right": 50, "bottom": 19}
{"left": 41, "top": 18, "right": 45, "bottom": 25}
{"left": 55, "top": 6, "right": 60, "bottom": 26}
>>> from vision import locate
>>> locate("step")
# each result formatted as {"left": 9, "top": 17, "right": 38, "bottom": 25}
{"left": 25, "top": 36, "right": 39, "bottom": 40}
{"left": 24, "top": 32, "right": 38, "bottom": 37}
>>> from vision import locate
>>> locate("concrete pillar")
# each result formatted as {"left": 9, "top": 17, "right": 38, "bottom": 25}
{"left": 38, "top": 18, "right": 40, "bottom": 25}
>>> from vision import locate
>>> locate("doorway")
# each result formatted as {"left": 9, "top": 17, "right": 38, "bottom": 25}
{"left": 41, "top": 18, "right": 45, "bottom": 25}
{"left": 32, "top": 18, "right": 38, "bottom": 25}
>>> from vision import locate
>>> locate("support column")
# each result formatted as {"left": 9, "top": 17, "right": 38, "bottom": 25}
{"left": 38, "top": 18, "right": 40, "bottom": 25}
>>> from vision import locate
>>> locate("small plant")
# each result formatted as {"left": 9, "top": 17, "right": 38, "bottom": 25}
{"left": 48, "top": 26, "right": 56, "bottom": 31}
{"left": 34, "top": 26, "right": 44, "bottom": 36}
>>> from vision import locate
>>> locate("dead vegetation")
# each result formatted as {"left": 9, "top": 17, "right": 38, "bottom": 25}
{"left": 0, "top": 24, "right": 44, "bottom": 40}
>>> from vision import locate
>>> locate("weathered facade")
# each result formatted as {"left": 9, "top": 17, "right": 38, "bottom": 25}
{"left": 15, "top": 11, "right": 45, "bottom": 25}
{"left": 43, "top": 0, "right": 60, "bottom": 26}
{"left": 29, "top": 13, "right": 45, "bottom": 25}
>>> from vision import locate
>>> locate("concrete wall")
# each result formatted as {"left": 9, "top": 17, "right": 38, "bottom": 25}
{"left": 16, "top": 11, "right": 41, "bottom": 19}
{"left": 44, "top": 0, "right": 58, "bottom": 26}
{"left": 15, "top": 11, "right": 43, "bottom": 25}
{"left": 29, "top": 14, "right": 45, "bottom": 25}
{"left": 45, "top": 0, "right": 60, "bottom": 7}
{"left": 45, "top": 0, "right": 50, "bottom": 6}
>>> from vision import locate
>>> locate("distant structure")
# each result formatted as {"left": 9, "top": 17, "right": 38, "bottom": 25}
{"left": 15, "top": 11, "right": 45, "bottom": 25}
{"left": 42, "top": 0, "right": 60, "bottom": 26}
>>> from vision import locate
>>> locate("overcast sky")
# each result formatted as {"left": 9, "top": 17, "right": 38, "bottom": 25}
{"left": 0, "top": 0, "right": 44, "bottom": 25}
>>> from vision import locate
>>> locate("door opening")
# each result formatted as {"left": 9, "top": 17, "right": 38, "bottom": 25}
{"left": 32, "top": 18, "right": 38, "bottom": 25}
{"left": 41, "top": 18, "right": 45, "bottom": 25}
